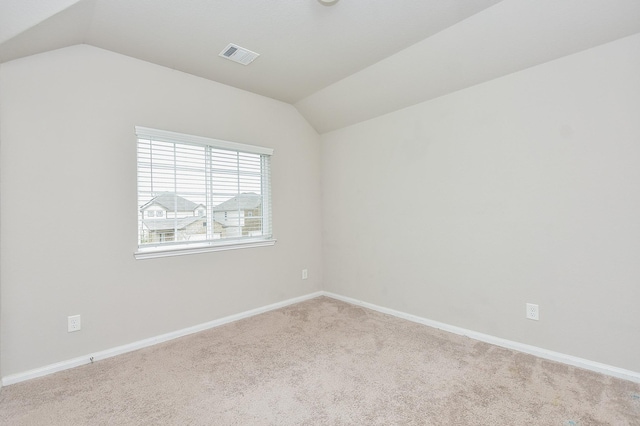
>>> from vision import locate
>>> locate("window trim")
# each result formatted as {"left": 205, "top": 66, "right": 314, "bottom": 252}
{"left": 134, "top": 126, "right": 275, "bottom": 259}
{"left": 134, "top": 238, "right": 276, "bottom": 260}
{"left": 135, "top": 127, "right": 273, "bottom": 156}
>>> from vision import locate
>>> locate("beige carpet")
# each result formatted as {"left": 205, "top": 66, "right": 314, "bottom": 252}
{"left": 1, "top": 296, "right": 639, "bottom": 425}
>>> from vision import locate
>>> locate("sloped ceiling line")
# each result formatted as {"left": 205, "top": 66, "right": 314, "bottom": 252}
{"left": 1, "top": 0, "right": 639, "bottom": 134}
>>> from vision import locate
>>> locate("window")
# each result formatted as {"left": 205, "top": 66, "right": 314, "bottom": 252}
{"left": 135, "top": 127, "right": 274, "bottom": 259}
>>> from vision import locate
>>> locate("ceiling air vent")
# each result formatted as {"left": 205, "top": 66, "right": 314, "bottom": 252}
{"left": 219, "top": 43, "right": 260, "bottom": 65}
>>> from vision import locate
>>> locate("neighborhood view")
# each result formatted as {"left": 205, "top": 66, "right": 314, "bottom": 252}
{"left": 138, "top": 192, "right": 264, "bottom": 244}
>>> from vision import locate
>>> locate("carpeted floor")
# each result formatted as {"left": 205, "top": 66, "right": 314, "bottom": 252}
{"left": 1, "top": 296, "right": 639, "bottom": 425}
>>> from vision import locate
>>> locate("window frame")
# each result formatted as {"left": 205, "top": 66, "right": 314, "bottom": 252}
{"left": 134, "top": 126, "right": 276, "bottom": 260}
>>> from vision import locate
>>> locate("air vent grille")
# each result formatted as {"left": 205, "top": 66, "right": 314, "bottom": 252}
{"left": 219, "top": 43, "right": 260, "bottom": 66}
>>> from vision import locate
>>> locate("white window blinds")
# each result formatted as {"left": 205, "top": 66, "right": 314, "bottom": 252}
{"left": 135, "top": 127, "right": 273, "bottom": 258}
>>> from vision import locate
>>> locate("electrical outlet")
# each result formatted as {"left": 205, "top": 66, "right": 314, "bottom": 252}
{"left": 68, "top": 315, "right": 81, "bottom": 332}
{"left": 302, "top": 269, "right": 308, "bottom": 280}
{"left": 526, "top": 303, "right": 539, "bottom": 321}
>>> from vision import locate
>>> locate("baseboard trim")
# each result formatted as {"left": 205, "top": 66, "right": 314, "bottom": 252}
{"left": 4, "top": 290, "right": 638, "bottom": 386}
{"left": 1, "top": 291, "right": 324, "bottom": 386}
{"left": 322, "top": 291, "right": 640, "bottom": 384}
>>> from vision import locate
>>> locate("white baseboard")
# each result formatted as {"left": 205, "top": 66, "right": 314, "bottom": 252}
{"left": 322, "top": 291, "right": 640, "bottom": 384}
{"left": 4, "top": 290, "right": 638, "bottom": 386}
{"left": 1, "top": 291, "right": 323, "bottom": 386}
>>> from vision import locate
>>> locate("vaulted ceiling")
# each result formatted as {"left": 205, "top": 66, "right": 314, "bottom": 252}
{"left": 2, "top": 0, "right": 640, "bottom": 133}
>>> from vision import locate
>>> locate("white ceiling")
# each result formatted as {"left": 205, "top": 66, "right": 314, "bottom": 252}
{"left": 0, "top": 0, "right": 502, "bottom": 102}
{"left": 298, "top": 0, "right": 640, "bottom": 132}
{"left": 1, "top": 0, "right": 639, "bottom": 133}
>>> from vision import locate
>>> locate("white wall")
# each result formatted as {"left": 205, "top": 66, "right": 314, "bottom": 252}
{"left": 321, "top": 34, "right": 640, "bottom": 372}
{"left": 0, "top": 45, "right": 323, "bottom": 376}
{"left": 2, "top": 33, "right": 639, "bottom": 381}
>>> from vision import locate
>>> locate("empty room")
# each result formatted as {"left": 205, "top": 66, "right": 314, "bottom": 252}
{"left": 1, "top": 0, "right": 639, "bottom": 424}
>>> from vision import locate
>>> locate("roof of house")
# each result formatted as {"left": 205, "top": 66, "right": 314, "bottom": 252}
{"left": 141, "top": 216, "right": 204, "bottom": 231}
{"left": 140, "top": 193, "right": 202, "bottom": 212}
{"left": 212, "top": 193, "right": 262, "bottom": 212}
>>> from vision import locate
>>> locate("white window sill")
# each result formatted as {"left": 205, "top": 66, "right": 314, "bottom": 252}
{"left": 134, "top": 238, "right": 276, "bottom": 260}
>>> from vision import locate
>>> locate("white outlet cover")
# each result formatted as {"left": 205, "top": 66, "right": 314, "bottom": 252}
{"left": 68, "top": 315, "right": 81, "bottom": 332}
{"left": 526, "top": 303, "right": 539, "bottom": 321}
{"left": 302, "top": 269, "right": 308, "bottom": 280}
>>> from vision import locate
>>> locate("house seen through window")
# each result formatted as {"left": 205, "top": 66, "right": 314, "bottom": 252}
{"left": 135, "top": 127, "right": 274, "bottom": 258}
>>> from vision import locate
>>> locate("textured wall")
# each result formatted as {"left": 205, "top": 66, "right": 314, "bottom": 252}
{"left": 0, "top": 45, "right": 323, "bottom": 376}
{"left": 321, "top": 34, "right": 640, "bottom": 372}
